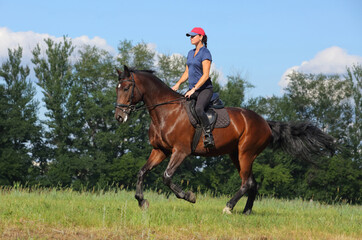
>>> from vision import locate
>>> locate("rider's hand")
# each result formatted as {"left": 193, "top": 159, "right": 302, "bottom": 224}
{"left": 185, "top": 87, "right": 196, "bottom": 98}
{"left": 171, "top": 84, "right": 180, "bottom": 91}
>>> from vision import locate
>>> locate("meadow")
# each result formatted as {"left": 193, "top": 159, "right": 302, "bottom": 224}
{"left": 0, "top": 186, "right": 360, "bottom": 240}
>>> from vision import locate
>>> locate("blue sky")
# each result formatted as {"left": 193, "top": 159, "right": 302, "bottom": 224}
{"left": 1, "top": 0, "right": 361, "bottom": 98}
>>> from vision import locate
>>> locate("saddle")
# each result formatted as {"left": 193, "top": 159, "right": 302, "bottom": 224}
{"left": 185, "top": 93, "right": 230, "bottom": 152}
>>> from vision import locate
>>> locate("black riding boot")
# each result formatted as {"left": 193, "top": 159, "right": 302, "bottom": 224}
{"left": 199, "top": 113, "right": 215, "bottom": 148}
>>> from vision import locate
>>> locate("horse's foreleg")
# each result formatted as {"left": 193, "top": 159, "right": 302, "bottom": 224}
{"left": 163, "top": 150, "right": 196, "bottom": 203}
{"left": 135, "top": 148, "right": 167, "bottom": 209}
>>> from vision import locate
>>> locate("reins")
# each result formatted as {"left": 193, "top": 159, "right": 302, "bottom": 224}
{"left": 130, "top": 97, "right": 186, "bottom": 112}
{"left": 115, "top": 97, "right": 186, "bottom": 112}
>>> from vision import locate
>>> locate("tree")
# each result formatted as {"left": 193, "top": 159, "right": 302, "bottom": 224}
{"left": 345, "top": 64, "right": 361, "bottom": 163}
{"left": 157, "top": 53, "right": 186, "bottom": 86}
{"left": 220, "top": 73, "right": 254, "bottom": 107}
{"left": 70, "top": 45, "right": 123, "bottom": 188}
{"left": 0, "top": 47, "right": 41, "bottom": 185}
{"left": 31, "top": 37, "right": 76, "bottom": 186}
{"left": 117, "top": 40, "right": 155, "bottom": 70}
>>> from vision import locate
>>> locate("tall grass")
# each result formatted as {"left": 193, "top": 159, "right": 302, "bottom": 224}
{"left": 0, "top": 186, "right": 361, "bottom": 239}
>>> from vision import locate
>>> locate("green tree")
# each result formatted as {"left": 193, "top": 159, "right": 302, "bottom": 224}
{"left": 157, "top": 53, "right": 186, "bottom": 86}
{"left": 31, "top": 37, "right": 76, "bottom": 186}
{"left": 345, "top": 64, "right": 361, "bottom": 163}
{"left": 220, "top": 73, "right": 253, "bottom": 107}
{"left": 70, "top": 45, "right": 124, "bottom": 188}
{"left": 0, "top": 47, "right": 41, "bottom": 185}
{"left": 305, "top": 155, "right": 361, "bottom": 203}
{"left": 117, "top": 40, "right": 155, "bottom": 69}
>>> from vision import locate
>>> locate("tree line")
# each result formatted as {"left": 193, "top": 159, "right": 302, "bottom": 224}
{"left": 0, "top": 37, "right": 360, "bottom": 204}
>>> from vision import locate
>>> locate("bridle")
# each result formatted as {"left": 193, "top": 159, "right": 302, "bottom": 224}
{"left": 115, "top": 73, "right": 185, "bottom": 114}
{"left": 115, "top": 73, "right": 139, "bottom": 113}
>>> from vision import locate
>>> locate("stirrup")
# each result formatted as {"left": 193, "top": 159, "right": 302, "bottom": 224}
{"left": 203, "top": 134, "right": 215, "bottom": 148}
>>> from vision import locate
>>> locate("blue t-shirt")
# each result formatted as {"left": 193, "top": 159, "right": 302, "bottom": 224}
{"left": 186, "top": 46, "right": 213, "bottom": 90}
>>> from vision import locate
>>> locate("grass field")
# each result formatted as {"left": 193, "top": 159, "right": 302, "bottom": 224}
{"left": 0, "top": 187, "right": 360, "bottom": 240}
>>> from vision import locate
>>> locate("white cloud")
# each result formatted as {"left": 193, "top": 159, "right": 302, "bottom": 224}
{"left": 0, "top": 27, "right": 116, "bottom": 120}
{"left": 73, "top": 35, "right": 116, "bottom": 55}
{"left": 146, "top": 43, "right": 157, "bottom": 53}
{"left": 279, "top": 46, "right": 362, "bottom": 89}
{"left": 0, "top": 27, "right": 116, "bottom": 66}
{"left": 0, "top": 27, "right": 49, "bottom": 63}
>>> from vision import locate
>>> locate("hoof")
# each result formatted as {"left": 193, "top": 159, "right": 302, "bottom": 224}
{"left": 185, "top": 191, "right": 196, "bottom": 203}
{"left": 223, "top": 206, "right": 232, "bottom": 215}
{"left": 243, "top": 209, "right": 252, "bottom": 215}
{"left": 139, "top": 199, "right": 149, "bottom": 210}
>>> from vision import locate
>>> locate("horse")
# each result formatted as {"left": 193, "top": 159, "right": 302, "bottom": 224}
{"left": 114, "top": 65, "right": 335, "bottom": 214}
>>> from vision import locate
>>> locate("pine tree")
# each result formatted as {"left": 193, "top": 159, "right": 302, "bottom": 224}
{"left": 0, "top": 47, "right": 41, "bottom": 185}
{"left": 71, "top": 45, "right": 121, "bottom": 188}
{"left": 31, "top": 37, "right": 76, "bottom": 186}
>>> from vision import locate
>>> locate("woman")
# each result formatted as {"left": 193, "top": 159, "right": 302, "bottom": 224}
{"left": 172, "top": 27, "right": 215, "bottom": 148}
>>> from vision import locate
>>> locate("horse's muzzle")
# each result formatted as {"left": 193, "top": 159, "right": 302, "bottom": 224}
{"left": 115, "top": 111, "right": 128, "bottom": 123}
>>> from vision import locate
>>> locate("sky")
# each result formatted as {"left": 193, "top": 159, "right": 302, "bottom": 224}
{"left": 1, "top": 0, "right": 362, "bottom": 100}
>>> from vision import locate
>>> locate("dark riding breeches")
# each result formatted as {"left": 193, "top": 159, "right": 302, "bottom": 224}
{"left": 191, "top": 88, "right": 213, "bottom": 125}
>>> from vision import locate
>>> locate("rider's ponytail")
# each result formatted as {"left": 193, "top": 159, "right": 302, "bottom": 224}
{"left": 202, "top": 35, "right": 208, "bottom": 48}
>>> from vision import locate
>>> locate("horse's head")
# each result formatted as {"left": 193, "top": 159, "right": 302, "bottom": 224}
{"left": 114, "top": 65, "right": 142, "bottom": 123}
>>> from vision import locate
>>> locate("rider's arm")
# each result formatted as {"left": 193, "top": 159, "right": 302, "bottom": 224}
{"left": 193, "top": 60, "right": 211, "bottom": 90}
{"left": 172, "top": 65, "right": 189, "bottom": 91}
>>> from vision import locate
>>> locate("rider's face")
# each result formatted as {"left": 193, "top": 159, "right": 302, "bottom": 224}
{"left": 190, "top": 34, "right": 203, "bottom": 46}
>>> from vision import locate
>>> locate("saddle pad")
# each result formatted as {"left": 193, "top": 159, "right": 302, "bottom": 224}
{"left": 184, "top": 102, "right": 230, "bottom": 128}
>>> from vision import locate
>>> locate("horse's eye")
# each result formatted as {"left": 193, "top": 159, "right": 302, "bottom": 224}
{"left": 124, "top": 87, "right": 129, "bottom": 92}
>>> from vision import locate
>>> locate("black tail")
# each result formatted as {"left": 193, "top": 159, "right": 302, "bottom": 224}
{"left": 267, "top": 121, "right": 336, "bottom": 161}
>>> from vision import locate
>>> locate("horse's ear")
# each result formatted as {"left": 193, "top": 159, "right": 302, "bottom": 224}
{"left": 116, "top": 68, "right": 122, "bottom": 76}
{"left": 123, "top": 65, "right": 131, "bottom": 77}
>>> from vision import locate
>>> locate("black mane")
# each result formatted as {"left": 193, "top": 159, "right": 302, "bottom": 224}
{"left": 130, "top": 68, "right": 183, "bottom": 97}
{"left": 129, "top": 68, "right": 155, "bottom": 74}
{"left": 119, "top": 67, "right": 156, "bottom": 79}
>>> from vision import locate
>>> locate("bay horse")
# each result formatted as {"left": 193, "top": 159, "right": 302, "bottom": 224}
{"left": 114, "top": 66, "right": 335, "bottom": 214}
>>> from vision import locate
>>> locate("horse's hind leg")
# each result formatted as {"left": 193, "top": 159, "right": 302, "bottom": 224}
{"left": 242, "top": 174, "right": 257, "bottom": 215}
{"left": 223, "top": 151, "right": 257, "bottom": 214}
{"left": 227, "top": 150, "right": 256, "bottom": 213}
